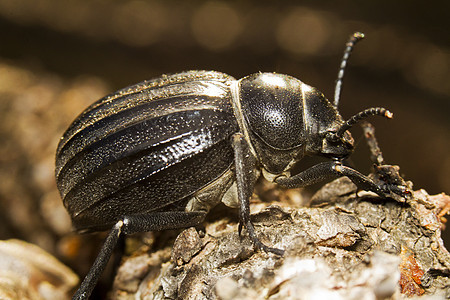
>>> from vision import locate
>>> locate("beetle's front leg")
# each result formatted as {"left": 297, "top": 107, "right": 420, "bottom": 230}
{"left": 232, "top": 133, "right": 284, "bottom": 256}
{"left": 275, "top": 161, "right": 406, "bottom": 198}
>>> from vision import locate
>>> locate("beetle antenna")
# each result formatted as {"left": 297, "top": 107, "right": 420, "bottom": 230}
{"left": 333, "top": 32, "right": 365, "bottom": 108}
{"left": 335, "top": 107, "right": 393, "bottom": 137}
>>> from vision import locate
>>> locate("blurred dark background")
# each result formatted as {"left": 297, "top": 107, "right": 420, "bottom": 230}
{"left": 0, "top": 0, "right": 449, "bottom": 290}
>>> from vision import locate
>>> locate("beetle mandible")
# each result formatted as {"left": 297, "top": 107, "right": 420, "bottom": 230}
{"left": 55, "top": 32, "right": 408, "bottom": 299}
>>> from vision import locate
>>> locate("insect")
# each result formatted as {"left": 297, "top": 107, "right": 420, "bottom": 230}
{"left": 55, "top": 32, "right": 408, "bottom": 299}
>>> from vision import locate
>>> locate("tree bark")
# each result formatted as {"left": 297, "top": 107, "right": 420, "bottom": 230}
{"left": 111, "top": 174, "right": 450, "bottom": 299}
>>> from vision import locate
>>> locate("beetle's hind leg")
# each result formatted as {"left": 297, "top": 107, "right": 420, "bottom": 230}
{"left": 232, "top": 133, "right": 285, "bottom": 256}
{"left": 72, "top": 211, "right": 206, "bottom": 300}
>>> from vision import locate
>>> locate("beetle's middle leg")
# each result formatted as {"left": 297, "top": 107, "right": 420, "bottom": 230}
{"left": 232, "top": 133, "right": 284, "bottom": 256}
{"left": 73, "top": 211, "right": 206, "bottom": 300}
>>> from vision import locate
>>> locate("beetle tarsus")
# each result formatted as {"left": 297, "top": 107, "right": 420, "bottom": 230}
{"left": 360, "top": 121, "right": 411, "bottom": 199}
{"left": 379, "top": 184, "right": 411, "bottom": 198}
{"left": 245, "top": 220, "right": 285, "bottom": 256}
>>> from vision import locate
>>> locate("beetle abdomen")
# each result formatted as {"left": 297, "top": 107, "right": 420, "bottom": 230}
{"left": 55, "top": 71, "right": 239, "bottom": 232}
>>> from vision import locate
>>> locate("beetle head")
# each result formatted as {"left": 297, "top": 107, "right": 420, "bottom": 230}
{"left": 321, "top": 130, "right": 355, "bottom": 159}
{"left": 237, "top": 72, "right": 393, "bottom": 174}
{"left": 320, "top": 107, "right": 393, "bottom": 160}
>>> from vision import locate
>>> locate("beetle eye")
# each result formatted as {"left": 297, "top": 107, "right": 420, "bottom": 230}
{"left": 325, "top": 131, "right": 339, "bottom": 143}
{"left": 324, "top": 130, "right": 354, "bottom": 149}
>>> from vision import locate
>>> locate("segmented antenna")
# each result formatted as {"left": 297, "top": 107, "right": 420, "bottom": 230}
{"left": 333, "top": 32, "right": 365, "bottom": 107}
{"left": 335, "top": 107, "right": 393, "bottom": 138}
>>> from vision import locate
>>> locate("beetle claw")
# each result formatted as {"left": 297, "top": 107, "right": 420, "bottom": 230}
{"left": 383, "top": 184, "right": 412, "bottom": 200}
{"left": 244, "top": 221, "right": 284, "bottom": 256}
{"left": 253, "top": 237, "right": 285, "bottom": 256}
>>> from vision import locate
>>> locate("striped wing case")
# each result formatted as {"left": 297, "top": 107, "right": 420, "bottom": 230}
{"left": 55, "top": 71, "right": 239, "bottom": 232}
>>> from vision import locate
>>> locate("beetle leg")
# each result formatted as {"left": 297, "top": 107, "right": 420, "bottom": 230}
{"left": 121, "top": 211, "right": 206, "bottom": 235}
{"left": 73, "top": 211, "right": 206, "bottom": 300}
{"left": 73, "top": 221, "right": 123, "bottom": 300}
{"left": 275, "top": 161, "right": 340, "bottom": 189}
{"left": 275, "top": 161, "right": 403, "bottom": 198}
{"left": 333, "top": 164, "right": 410, "bottom": 198}
{"left": 232, "top": 133, "right": 284, "bottom": 256}
{"left": 333, "top": 163, "right": 389, "bottom": 197}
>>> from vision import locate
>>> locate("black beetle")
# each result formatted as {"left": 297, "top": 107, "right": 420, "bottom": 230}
{"left": 55, "top": 32, "right": 407, "bottom": 299}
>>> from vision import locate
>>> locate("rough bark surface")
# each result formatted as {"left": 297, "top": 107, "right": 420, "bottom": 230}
{"left": 111, "top": 173, "right": 450, "bottom": 300}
